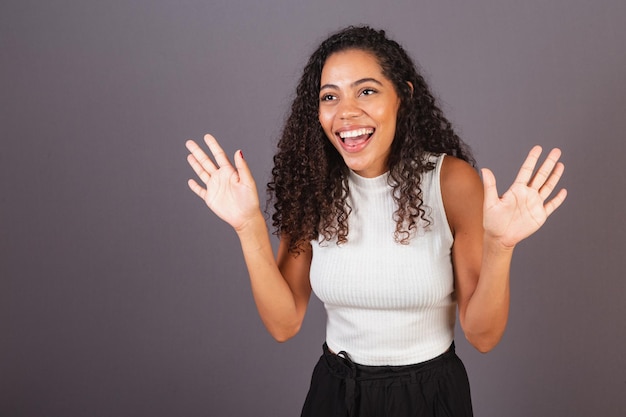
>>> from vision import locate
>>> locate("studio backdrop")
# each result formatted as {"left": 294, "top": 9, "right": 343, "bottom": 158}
{"left": 2, "top": 1, "right": 625, "bottom": 416}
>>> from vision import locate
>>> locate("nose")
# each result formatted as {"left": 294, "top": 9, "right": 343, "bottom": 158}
{"left": 338, "top": 97, "right": 363, "bottom": 120}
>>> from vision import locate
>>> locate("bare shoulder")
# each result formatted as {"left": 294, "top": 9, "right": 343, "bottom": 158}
{"left": 440, "top": 155, "right": 481, "bottom": 189}
{"left": 440, "top": 155, "right": 483, "bottom": 234}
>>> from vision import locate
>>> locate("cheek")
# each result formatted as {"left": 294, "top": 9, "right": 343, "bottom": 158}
{"left": 379, "top": 103, "right": 400, "bottom": 129}
{"left": 372, "top": 108, "right": 394, "bottom": 129}
{"left": 318, "top": 111, "right": 334, "bottom": 135}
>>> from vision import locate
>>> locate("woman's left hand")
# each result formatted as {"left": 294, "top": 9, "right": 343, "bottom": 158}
{"left": 481, "top": 146, "right": 567, "bottom": 248}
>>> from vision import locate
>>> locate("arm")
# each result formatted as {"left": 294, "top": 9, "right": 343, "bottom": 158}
{"left": 442, "top": 147, "right": 567, "bottom": 353}
{"left": 186, "top": 134, "right": 312, "bottom": 342}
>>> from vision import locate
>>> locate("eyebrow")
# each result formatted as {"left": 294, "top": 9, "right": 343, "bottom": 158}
{"left": 320, "top": 77, "right": 384, "bottom": 91}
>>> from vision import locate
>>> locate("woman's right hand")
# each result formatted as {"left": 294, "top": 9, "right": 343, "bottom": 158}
{"left": 186, "top": 134, "right": 260, "bottom": 231}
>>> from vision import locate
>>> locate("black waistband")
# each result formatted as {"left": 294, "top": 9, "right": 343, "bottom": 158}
{"left": 321, "top": 342, "right": 456, "bottom": 416}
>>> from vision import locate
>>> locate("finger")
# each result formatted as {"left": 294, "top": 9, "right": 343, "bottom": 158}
{"left": 204, "top": 134, "right": 232, "bottom": 169}
{"left": 187, "top": 178, "right": 206, "bottom": 200}
{"left": 544, "top": 188, "right": 568, "bottom": 217}
{"left": 529, "top": 148, "right": 562, "bottom": 191}
{"left": 481, "top": 168, "right": 499, "bottom": 208}
{"left": 513, "top": 145, "right": 543, "bottom": 185}
{"left": 187, "top": 153, "right": 212, "bottom": 184}
{"left": 538, "top": 161, "right": 565, "bottom": 200}
{"left": 186, "top": 139, "right": 217, "bottom": 174}
{"left": 234, "top": 150, "right": 254, "bottom": 186}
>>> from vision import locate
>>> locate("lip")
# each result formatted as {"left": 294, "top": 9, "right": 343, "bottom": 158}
{"left": 334, "top": 125, "right": 375, "bottom": 153}
{"left": 335, "top": 125, "right": 374, "bottom": 135}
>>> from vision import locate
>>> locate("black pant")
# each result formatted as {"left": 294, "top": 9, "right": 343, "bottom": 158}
{"left": 301, "top": 342, "right": 473, "bottom": 417}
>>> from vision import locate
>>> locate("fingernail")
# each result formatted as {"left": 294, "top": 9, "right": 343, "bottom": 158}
{"left": 240, "top": 150, "right": 244, "bottom": 159}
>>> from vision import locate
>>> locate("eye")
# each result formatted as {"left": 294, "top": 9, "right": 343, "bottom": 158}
{"left": 320, "top": 93, "right": 336, "bottom": 102}
{"left": 360, "top": 88, "right": 377, "bottom": 96}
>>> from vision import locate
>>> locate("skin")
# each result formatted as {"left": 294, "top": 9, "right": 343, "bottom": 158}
{"left": 185, "top": 49, "right": 568, "bottom": 351}
{"left": 318, "top": 49, "right": 400, "bottom": 178}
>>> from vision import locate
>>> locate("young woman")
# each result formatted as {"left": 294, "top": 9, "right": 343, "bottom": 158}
{"left": 185, "top": 26, "right": 566, "bottom": 417}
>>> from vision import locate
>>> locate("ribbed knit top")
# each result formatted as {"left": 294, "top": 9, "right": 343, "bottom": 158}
{"left": 309, "top": 154, "right": 455, "bottom": 366}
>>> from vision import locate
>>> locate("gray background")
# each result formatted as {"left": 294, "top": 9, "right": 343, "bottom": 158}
{"left": 2, "top": 0, "right": 625, "bottom": 416}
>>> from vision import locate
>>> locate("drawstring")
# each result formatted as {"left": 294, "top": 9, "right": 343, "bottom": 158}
{"left": 323, "top": 343, "right": 456, "bottom": 416}
{"left": 337, "top": 350, "right": 358, "bottom": 417}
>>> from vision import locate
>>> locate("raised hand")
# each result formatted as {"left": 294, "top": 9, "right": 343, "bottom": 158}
{"left": 186, "top": 134, "right": 260, "bottom": 231}
{"left": 481, "top": 146, "right": 567, "bottom": 248}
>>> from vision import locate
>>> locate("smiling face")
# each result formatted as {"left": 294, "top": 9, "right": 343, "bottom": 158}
{"left": 318, "top": 49, "right": 401, "bottom": 178}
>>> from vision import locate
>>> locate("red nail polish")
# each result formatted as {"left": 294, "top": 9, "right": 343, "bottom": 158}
{"left": 240, "top": 150, "right": 244, "bottom": 159}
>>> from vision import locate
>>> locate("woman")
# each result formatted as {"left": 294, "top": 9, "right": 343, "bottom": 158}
{"left": 185, "top": 26, "right": 566, "bottom": 417}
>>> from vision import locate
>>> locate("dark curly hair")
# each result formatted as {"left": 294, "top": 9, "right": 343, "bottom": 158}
{"left": 268, "top": 26, "right": 475, "bottom": 254}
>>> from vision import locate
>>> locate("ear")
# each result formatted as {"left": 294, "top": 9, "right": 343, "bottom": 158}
{"left": 406, "top": 81, "right": 414, "bottom": 97}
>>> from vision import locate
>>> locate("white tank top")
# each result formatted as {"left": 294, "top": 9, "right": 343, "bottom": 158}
{"left": 310, "top": 154, "right": 455, "bottom": 366}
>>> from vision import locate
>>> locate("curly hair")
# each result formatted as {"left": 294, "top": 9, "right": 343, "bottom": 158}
{"left": 268, "top": 26, "right": 475, "bottom": 254}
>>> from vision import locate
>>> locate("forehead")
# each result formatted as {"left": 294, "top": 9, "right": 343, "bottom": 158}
{"left": 320, "top": 49, "right": 386, "bottom": 84}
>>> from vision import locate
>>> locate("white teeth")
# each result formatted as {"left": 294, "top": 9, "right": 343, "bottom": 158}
{"left": 338, "top": 128, "right": 374, "bottom": 139}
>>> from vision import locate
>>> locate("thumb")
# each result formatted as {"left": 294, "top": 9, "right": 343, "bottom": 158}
{"left": 481, "top": 168, "right": 499, "bottom": 206}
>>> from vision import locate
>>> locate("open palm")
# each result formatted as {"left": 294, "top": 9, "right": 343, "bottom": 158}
{"left": 186, "top": 134, "right": 260, "bottom": 231}
{"left": 482, "top": 146, "right": 567, "bottom": 248}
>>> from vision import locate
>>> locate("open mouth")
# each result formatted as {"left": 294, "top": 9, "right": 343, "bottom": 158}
{"left": 337, "top": 128, "right": 374, "bottom": 150}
